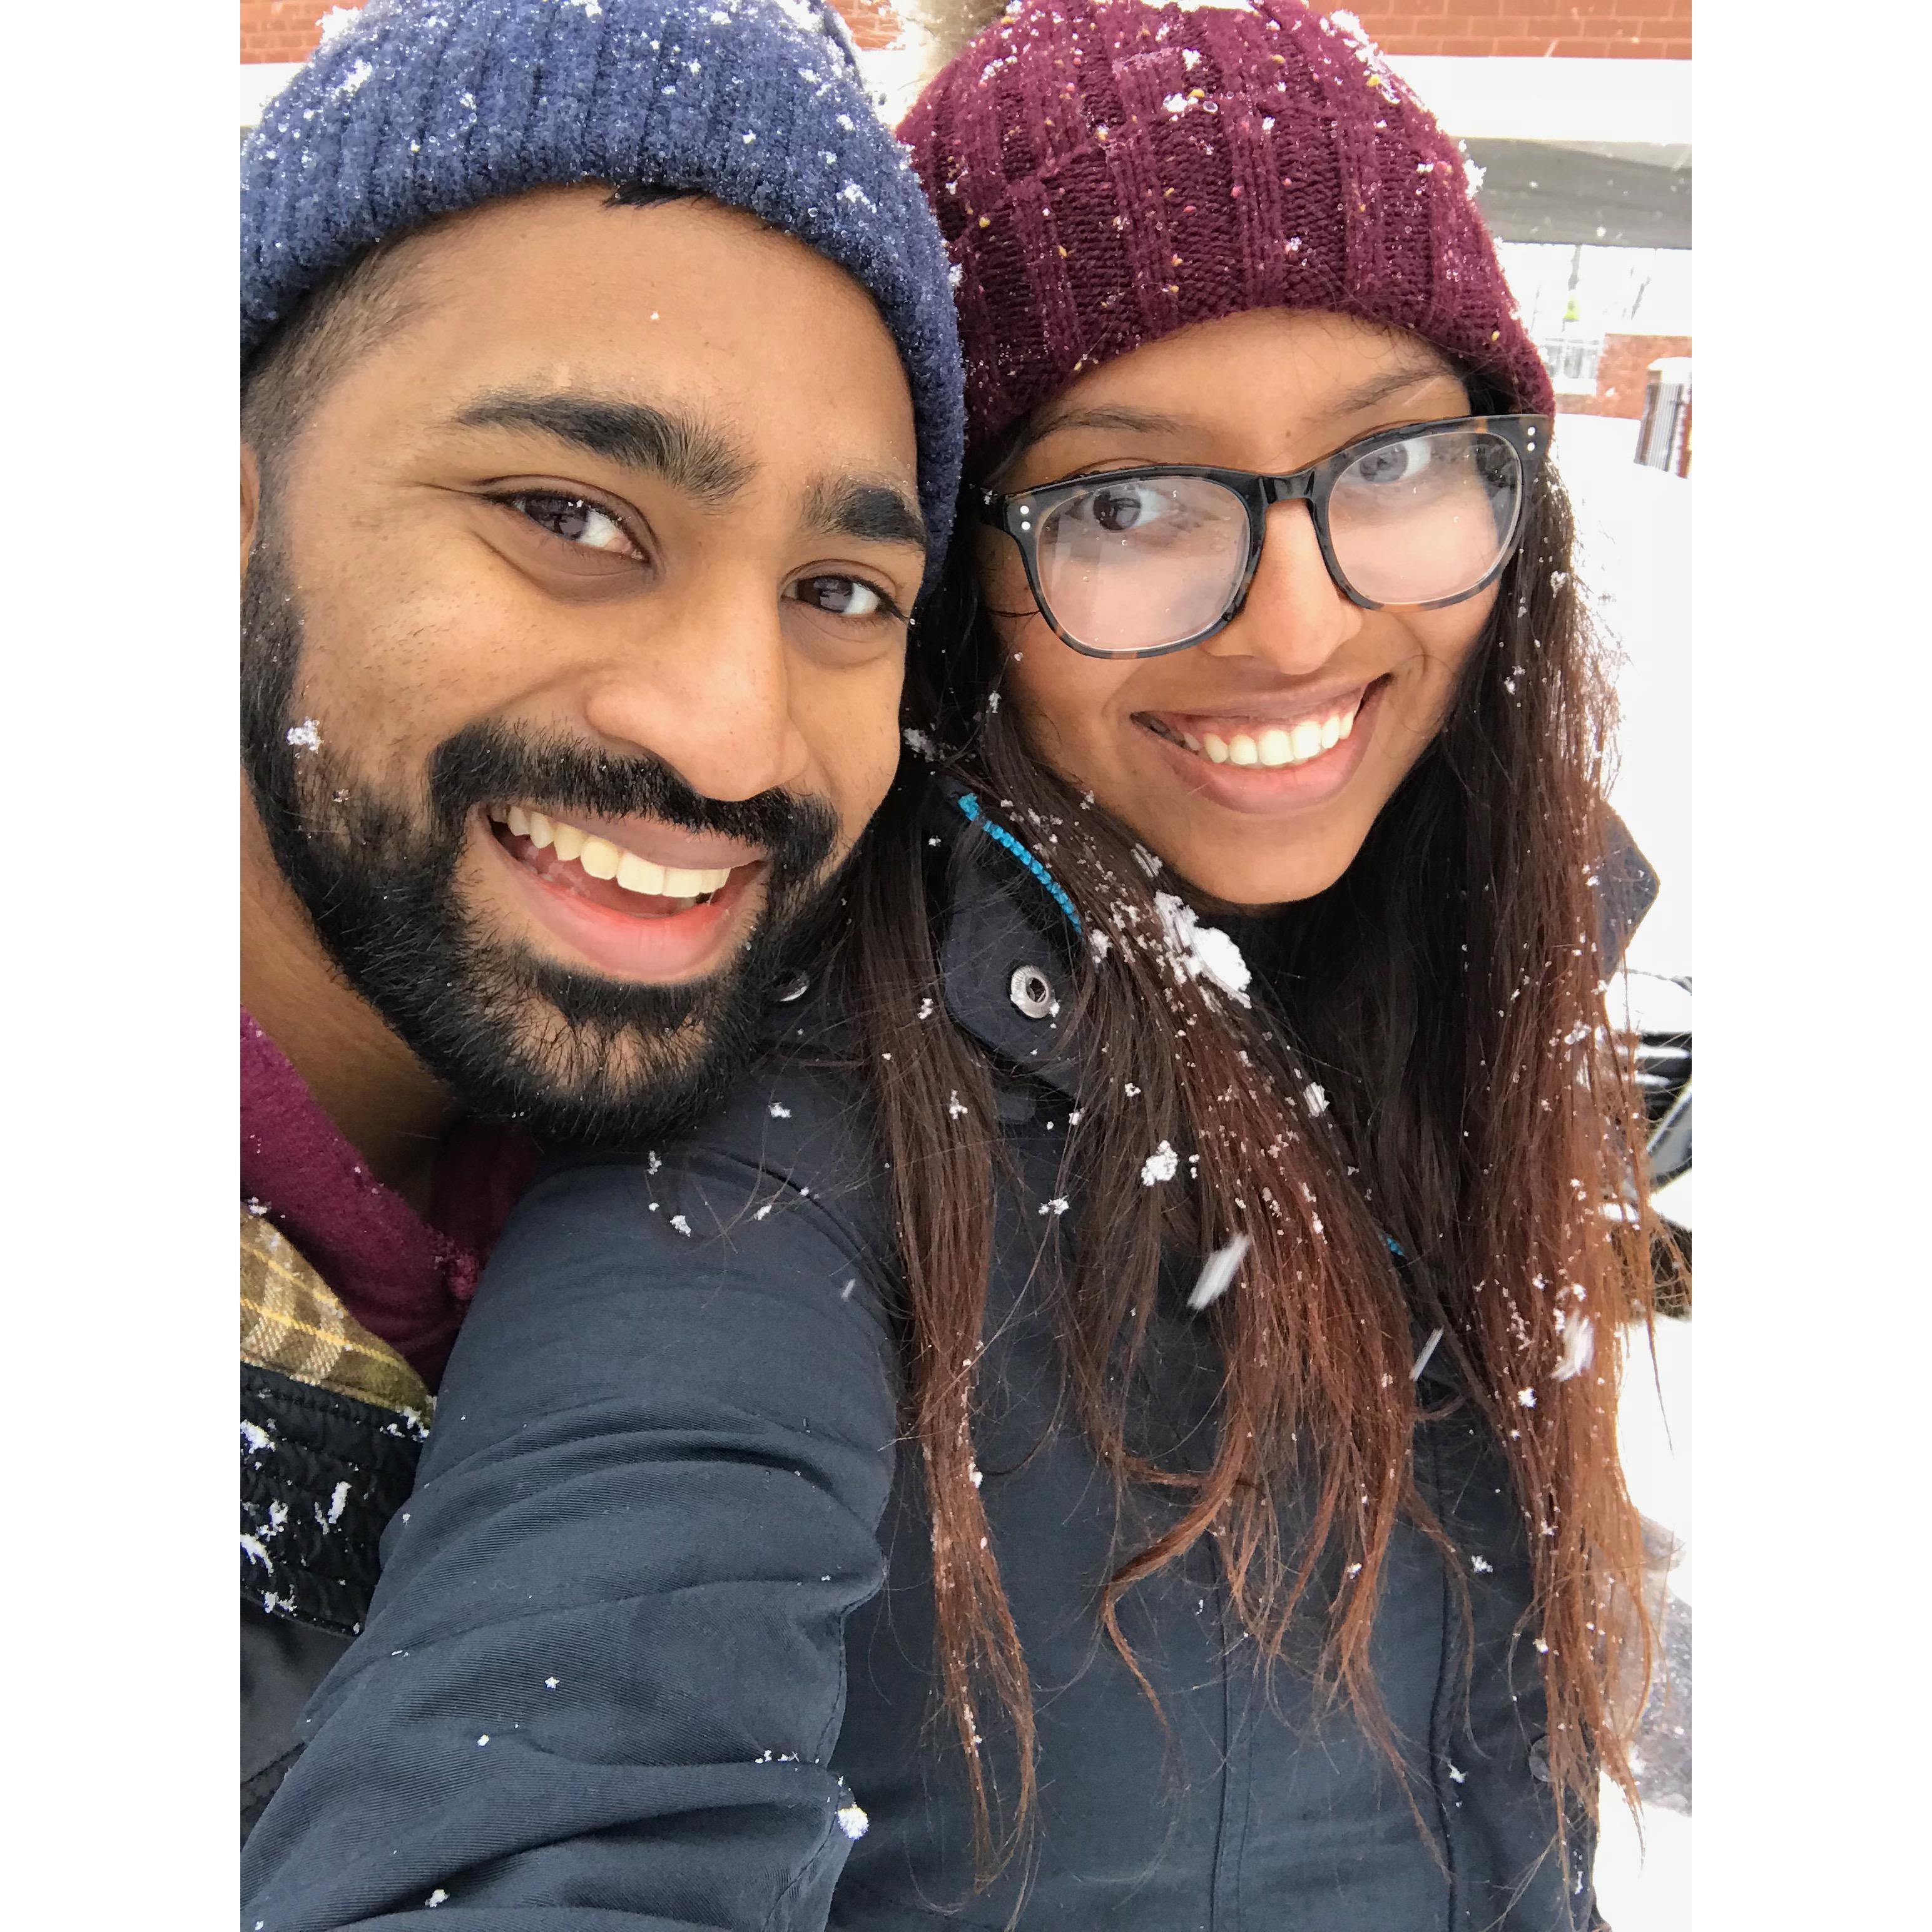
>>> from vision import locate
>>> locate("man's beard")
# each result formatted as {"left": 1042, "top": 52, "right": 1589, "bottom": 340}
{"left": 240, "top": 523, "right": 845, "bottom": 1147}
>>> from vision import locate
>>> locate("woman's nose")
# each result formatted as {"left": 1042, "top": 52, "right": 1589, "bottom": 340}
{"left": 1197, "top": 499, "right": 1364, "bottom": 676}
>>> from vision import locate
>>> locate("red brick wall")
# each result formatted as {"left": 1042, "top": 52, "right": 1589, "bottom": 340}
{"left": 243, "top": 0, "right": 899, "bottom": 62}
{"left": 242, "top": 1, "right": 345, "bottom": 63}
{"left": 837, "top": 0, "right": 901, "bottom": 51}
{"left": 1555, "top": 332, "right": 1690, "bottom": 420}
{"left": 242, "top": 1, "right": 1689, "bottom": 64}
{"left": 1346, "top": 1, "right": 1690, "bottom": 61}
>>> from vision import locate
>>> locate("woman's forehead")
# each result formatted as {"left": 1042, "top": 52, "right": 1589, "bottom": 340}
{"left": 1027, "top": 312, "right": 1462, "bottom": 440}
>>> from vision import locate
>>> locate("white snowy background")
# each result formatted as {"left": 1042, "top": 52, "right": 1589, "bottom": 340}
{"left": 1562, "top": 419, "right": 1692, "bottom": 1932}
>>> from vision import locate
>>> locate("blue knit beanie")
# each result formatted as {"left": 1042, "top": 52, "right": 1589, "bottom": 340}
{"left": 241, "top": 0, "right": 965, "bottom": 566}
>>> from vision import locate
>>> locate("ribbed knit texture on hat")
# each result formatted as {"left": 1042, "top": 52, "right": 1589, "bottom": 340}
{"left": 900, "top": 0, "right": 1551, "bottom": 468}
{"left": 241, "top": 0, "right": 965, "bottom": 564}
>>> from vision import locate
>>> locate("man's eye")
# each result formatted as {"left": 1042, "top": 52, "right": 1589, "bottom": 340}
{"left": 791, "top": 575, "right": 896, "bottom": 619}
{"left": 505, "top": 493, "right": 640, "bottom": 558}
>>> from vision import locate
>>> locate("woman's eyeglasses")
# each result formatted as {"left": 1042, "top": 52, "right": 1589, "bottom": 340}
{"left": 978, "top": 414, "right": 1550, "bottom": 659}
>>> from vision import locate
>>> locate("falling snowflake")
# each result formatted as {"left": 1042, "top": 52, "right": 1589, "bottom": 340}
{"left": 285, "top": 718, "right": 322, "bottom": 752}
{"left": 1187, "top": 1233, "right": 1250, "bottom": 1311}
{"left": 1552, "top": 1313, "right": 1595, "bottom": 1381}
{"left": 1410, "top": 1327, "right": 1444, "bottom": 1381}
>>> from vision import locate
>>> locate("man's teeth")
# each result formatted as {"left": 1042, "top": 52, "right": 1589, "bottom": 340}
{"left": 491, "top": 805, "right": 735, "bottom": 900}
{"left": 1180, "top": 699, "right": 1360, "bottom": 769}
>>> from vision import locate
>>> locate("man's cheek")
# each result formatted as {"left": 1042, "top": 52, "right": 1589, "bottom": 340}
{"left": 814, "top": 678, "right": 904, "bottom": 835}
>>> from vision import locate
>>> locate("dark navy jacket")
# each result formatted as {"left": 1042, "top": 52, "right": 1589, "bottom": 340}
{"left": 242, "top": 796, "right": 1614, "bottom": 1930}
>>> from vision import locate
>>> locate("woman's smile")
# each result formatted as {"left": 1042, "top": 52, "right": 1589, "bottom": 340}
{"left": 1128, "top": 676, "right": 1391, "bottom": 816}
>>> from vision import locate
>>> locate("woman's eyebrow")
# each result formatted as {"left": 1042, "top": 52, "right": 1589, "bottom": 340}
{"left": 1017, "top": 357, "right": 1462, "bottom": 465}
{"left": 1021, "top": 402, "right": 1199, "bottom": 450}
{"left": 1323, "top": 357, "right": 1462, "bottom": 418}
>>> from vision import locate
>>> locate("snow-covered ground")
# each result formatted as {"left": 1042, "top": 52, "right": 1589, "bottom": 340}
{"left": 1595, "top": 1313, "right": 1692, "bottom": 1927}
{"left": 1552, "top": 421, "right": 1693, "bottom": 1929}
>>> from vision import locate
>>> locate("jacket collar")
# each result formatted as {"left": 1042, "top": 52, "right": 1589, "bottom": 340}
{"left": 751, "top": 777, "right": 1086, "bottom": 1096}
{"left": 924, "top": 780, "right": 1087, "bottom": 1099}
{"left": 761, "top": 777, "right": 1659, "bottom": 1108}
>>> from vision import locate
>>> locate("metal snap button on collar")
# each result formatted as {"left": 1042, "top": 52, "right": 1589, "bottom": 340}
{"left": 1009, "top": 965, "right": 1056, "bottom": 1019}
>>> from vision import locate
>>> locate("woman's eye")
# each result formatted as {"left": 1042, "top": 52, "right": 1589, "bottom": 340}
{"left": 1081, "top": 482, "right": 1164, "bottom": 533}
{"left": 1353, "top": 439, "right": 1433, "bottom": 487}
{"left": 792, "top": 574, "right": 892, "bottom": 619}
{"left": 506, "top": 493, "right": 640, "bottom": 557}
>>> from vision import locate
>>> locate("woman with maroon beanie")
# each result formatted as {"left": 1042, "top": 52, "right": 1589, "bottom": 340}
{"left": 237, "top": 6, "right": 1667, "bottom": 1926}
{"left": 830, "top": 0, "right": 1665, "bottom": 1923}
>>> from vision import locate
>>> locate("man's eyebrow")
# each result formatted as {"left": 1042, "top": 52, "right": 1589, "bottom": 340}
{"left": 802, "top": 475, "right": 928, "bottom": 554}
{"left": 451, "top": 389, "right": 753, "bottom": 507}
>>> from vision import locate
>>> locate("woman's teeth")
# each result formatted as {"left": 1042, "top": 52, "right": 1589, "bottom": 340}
{"left": 489, "top": 805, "right": 734, "bottom": 902}
{"left": 1169, "top": 698, "right": 1360, "bottom": 769}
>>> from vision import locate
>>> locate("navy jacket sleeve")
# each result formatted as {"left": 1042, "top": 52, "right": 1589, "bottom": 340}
{"left": 240, "top": 1084, "right": 902, "bottom": 1930}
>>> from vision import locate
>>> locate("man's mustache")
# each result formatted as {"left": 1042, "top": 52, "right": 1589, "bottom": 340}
{"left": 428, "top": 723, "right": 840, "bottom": 883}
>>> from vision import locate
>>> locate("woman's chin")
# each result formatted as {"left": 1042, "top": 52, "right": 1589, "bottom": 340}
{"left": 1194, "top": 867, "right": 1351, "bottom": 912}
{"left": 1116, "top": 828, "right": 1361, "bottom": 912}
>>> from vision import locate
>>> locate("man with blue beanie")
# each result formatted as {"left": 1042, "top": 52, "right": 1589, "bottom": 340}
{"left": 238, "top": 0, "right": 962, "bottom": 1852}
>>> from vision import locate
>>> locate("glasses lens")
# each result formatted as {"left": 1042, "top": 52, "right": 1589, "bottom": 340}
{"left": 1029, "top": 475, "right": 1249, "bottom": 653}
{"left": 1326, "top": 427, "right": 1524, "bottom": 606}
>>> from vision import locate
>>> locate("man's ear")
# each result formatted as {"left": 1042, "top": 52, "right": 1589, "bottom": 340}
{"left": 242, "top": 443, "right": 262, "bottom": 584}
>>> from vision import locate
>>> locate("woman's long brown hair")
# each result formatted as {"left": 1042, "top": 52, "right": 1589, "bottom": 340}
{"left": 828, "top": 411, "right": 1670, "bottom": 1884}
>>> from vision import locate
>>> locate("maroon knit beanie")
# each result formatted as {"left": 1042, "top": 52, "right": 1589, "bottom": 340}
{"left": 900, "top": 0, "right": 1553, "bottom": 469}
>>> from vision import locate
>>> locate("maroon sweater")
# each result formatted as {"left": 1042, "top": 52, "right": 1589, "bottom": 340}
{"left": 240, "top": 1010, "right": 537, "bottom": 1388}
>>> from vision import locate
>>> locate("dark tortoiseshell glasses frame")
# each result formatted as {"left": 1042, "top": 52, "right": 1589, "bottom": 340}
{"left": 977, "top": 412, "right": 1553, "bottom": 659}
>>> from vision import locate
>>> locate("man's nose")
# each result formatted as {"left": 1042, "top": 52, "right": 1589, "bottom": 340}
{"left": 1198, "top": 499, "right": 1364, "bottom": 676}
{"left": 577, "top": 583, "right": 811, "bottom": 805}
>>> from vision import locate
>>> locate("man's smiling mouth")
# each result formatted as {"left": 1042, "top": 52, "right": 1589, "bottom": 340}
{"left": 487, "top": 805, "right": 759, "bottom": 918}
{"left": 1137, "top": 678, "right": 1386, "bottom": 769}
